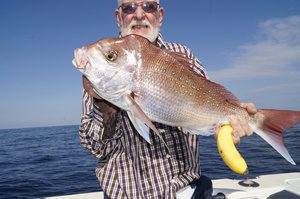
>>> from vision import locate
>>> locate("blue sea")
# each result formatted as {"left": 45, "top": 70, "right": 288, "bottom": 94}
{"left": 0, "top": 124, "right": 299, "bottom": 199}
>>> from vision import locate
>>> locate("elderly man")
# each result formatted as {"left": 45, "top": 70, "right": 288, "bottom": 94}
{"left": 79, "top": 0, "right": 257, "bottom": 198}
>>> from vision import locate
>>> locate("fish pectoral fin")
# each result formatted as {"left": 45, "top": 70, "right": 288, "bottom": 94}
{"left": 127, "top": 95, "right": 160, "bottom": 144}
{"left": 127, "top": 111, "right": 151, "bottom": 143}
{"left": 127, "top": 95, "right": 170, "bottom": 151}
{"left": 166, "top": 51, "right": 195, "bottom": 67}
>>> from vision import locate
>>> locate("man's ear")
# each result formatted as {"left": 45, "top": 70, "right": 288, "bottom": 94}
{"left": 158, "top": 7, "right": 164, "bottom": 27}
{"left": 115, "top": 9, "right": 122, "bottom": 28}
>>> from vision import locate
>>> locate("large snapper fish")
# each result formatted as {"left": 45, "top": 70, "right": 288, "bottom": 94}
{"left": 73, "top": 34, "right": 300, "bottom": 164}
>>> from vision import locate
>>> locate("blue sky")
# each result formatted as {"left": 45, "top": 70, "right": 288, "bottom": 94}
{"left": 1, "top": 0, "right": 299, "bottom": 129}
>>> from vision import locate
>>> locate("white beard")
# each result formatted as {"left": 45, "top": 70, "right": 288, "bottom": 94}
{"left": 120, "top": 20, "right": 160, "bottom": 42}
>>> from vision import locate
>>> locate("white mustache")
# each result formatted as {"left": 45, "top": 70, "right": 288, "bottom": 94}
{"left": 129, "top": 20, "right": 151, "bottom": 28}
{"left": 120, "top": 19, "right": 160, "bottom": 42}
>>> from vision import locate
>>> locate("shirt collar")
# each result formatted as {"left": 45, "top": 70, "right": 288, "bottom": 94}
{"left": 155, "top": 33, "right": 167, "bottom": 49}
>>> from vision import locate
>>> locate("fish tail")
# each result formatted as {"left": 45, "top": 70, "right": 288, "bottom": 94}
{"left": 251, "top": 109, "right": 300, "bottom": 165}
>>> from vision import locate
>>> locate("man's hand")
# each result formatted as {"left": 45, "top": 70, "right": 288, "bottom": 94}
{"left": 82, "top": 76, "right": 120, "bottom": 139}
{"left": 82, "top": 75, "right": 101, "bottom": 99}
{"left": 216, "top": 103, "right": 257, "bottom": 145}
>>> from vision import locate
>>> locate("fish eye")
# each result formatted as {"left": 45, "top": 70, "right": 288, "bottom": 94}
{"left": 104, "top": 50, "right": 118, "bottom": 62}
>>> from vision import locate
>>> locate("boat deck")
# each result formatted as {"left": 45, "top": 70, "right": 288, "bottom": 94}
{"left": 213, "top": 172, "right": 300, "bottom": 199}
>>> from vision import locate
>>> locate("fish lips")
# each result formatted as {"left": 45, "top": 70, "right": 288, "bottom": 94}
{"left": 72, "top": 48, "right": 91, "bottom": 70}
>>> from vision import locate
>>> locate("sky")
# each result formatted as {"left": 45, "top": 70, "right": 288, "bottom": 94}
{"left": 0, "top": 0, "right": 300, "bottom": 129}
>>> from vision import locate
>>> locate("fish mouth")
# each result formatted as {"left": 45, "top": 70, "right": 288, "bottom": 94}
{"left": 72, "top": 48, "right": 90, "bottom": 69}
{"left": 72, "top": 58, "right": 77, "bottom": 67}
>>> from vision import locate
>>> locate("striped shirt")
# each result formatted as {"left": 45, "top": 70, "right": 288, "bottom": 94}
{"left": 79, "top": 34, "right": 208, "bottom": 199}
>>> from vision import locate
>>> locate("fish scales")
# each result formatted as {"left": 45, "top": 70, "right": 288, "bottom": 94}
{"left": 131, "top": 38, "right": 248, "bottom": 129}
{"left": 73, "top": 34, "right": 300, "bottom": 165}
{"left": 73, "top": 35, "right": 249, "bottom": 131}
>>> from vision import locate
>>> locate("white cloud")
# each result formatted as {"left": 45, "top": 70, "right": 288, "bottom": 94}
{"left": 210, "top": 15, "right": 300, "bottom": 82}
{"left": 259, "top": 15, "right": 300, "bottom": 44}
{"left": 249, "top": 82, "right": 300, "bottom": 94}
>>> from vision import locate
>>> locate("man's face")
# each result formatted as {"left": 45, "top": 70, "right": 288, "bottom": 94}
{"left": 115, "top": 0, "right": 164, "bottom": 42}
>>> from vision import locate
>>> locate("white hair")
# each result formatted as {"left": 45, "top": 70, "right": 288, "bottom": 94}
{"left": 118, "top": 0, "right": 160, "bottom": 6}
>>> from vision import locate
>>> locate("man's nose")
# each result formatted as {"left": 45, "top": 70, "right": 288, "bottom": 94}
{"left": 134, "top": 5, "right": 146, "bottom": 19}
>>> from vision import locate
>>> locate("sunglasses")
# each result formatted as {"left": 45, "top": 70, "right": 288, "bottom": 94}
{"left": 119, "top": 1, "right": 159, "bottom": 14}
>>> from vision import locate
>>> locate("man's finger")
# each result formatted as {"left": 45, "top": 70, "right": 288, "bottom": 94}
{"left": 238, "top": 116, "right": 253, "bottom": 137}
{"left": 240, "top": 102, "right": 257, "bottom": 114}
{"left": 232, "top": 132, "right": 240, "bottom": 146}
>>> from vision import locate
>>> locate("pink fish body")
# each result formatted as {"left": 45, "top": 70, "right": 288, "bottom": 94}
{"left": 73, "top": 35, "right": 300, "bottom": 165}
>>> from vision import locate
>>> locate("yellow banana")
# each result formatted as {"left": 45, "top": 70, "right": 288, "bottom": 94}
{"left": 217, "top": 125, "right": 248, "bottom": 175}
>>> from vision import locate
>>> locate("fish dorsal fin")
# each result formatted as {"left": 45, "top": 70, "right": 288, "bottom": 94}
{"left": 188, "top": 75, "right": 241, "bottom": 107}
{"left": 165, "top": 49, "right": 241, "bottom": 106}
{"left": 209, "top": 80, "right": 241, "bottom": 106}
{"left": 165, "top": 50, "right": 195, "bottom": 68}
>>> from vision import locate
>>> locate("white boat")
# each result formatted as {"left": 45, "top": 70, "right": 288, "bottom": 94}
{"left": 43, "top": 191, "right": 104, "bottom": 199}
{"left": 44, "top": 172, "right": 300, "bottom": 199}
{"left": 212, "top": 172, "right": 300, "bottom": 199}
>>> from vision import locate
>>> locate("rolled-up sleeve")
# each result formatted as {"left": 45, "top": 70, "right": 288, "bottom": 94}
{"left": 79, "top": 90, "right": 122, "bottom": 159}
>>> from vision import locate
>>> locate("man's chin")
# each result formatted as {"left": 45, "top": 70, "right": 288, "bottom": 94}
{"left": 129, "top": 29, "right": 151, "bottom": 37}
{"left": 121, "top": 28, "right": 159, "bottom": 43}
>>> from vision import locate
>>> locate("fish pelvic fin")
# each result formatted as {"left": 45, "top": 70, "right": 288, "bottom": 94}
{"left": 252, "top": 109, "right": 300, "bottom": 165}
{"left": 183, "top": 127, "right": 215, "bottom": 136}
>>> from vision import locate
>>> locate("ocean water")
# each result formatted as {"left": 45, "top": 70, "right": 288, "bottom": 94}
{"left": 0, "top": 124, "right": 299, "bottom": 199}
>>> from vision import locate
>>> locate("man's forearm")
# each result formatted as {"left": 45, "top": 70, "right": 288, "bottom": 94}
{"left": 93, "top": 98, "right": 120, "bottom": 140}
